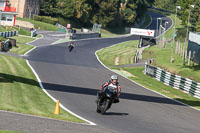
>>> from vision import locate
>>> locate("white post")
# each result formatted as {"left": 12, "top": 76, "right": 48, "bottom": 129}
{"left": 183, "top": 5, "right": 195, "bottom": 65}
{"left": 171, "top": 6, "right": 181, "bottom": 63}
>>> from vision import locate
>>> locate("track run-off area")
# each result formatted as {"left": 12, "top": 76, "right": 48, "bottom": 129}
{"left": 1, "top": 11, "right": 200, "bottom": 133}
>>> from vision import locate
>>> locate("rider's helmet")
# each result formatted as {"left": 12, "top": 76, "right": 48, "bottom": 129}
{"left": 111, "top": 75, "right": 118, "bottom": 84}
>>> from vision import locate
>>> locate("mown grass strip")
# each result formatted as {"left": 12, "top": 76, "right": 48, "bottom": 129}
{"left": 0, "top": 55, "right": 85, "bottom": 123}
{"left": 0, "top": 37, "right": 86, "bottom": 123}
{"left": 8, "top": 36, "right": 35, "bottom": 55}
{"left": 0, "top": 130, "right": 24, "bottom": 133}
{"left": 97, "top": 40, "right": 139, "bottom": 66}
{"left": 96, "top": 38, "right": 200, "bottom": 110}
{"left": 142, "top": 44, "right": 200, "bottom": 82}
{"left": 119, "top": 67, "right": 200, "bottom": 110}
{"left": 16, "top": 17, "right": 58, "bottom": 31}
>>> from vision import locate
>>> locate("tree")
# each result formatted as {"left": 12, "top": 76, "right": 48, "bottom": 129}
{"left": 190, "top": 0, "right": 200, "bottom": 32}
{"left": 153, "top": 0, "right": 178, "bottom": 12}
{"left": 39, "top": 0, "right": 155, "bottom": 28}
{"left": 40, "top": 0, "right": 58, "bottom": 16}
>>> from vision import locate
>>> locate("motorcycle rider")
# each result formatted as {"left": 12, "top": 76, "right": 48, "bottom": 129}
{"left": 68, "top": 41, "right": 75, "bottom": 51}
{"left": 96, "top": 75, "right": 121, "bottom": 103}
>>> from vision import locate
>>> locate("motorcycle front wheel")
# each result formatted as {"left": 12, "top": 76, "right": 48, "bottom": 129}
{"left": 100, "top": 99, "right": 110, "bottom": 115}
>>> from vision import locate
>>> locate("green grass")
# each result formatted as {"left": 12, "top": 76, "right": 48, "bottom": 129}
{"left": 97, "top": 40, "right": 139, "bottom": 65}
{"left": 97, "top": 43, "right": 200, "bottom": 110}
{"left": 119, "top": 67, "right": 200, "bottom": 110}
{"left": 142, "top": 9, "right": 200, "bottom": 82}
{"left": 142, "top": 44, "right": 200, "bottom": 82}
{"left": 0, "top": 26, "right": 31, "bottom": 36}
{"left": 0, "top": 37, "right": 86, "bottom": 123}
{"left": 100, "top": 29, "right": 119, "bottom": 38}
{"left": 0, "top": 130, "right": 24, "bottom": 133}
{"left": 0, "top": 55, "right": 84, "bottom": 123}
{"left": 16, "top": 17, "right": 58, "bottom": 31}
{"left": 0, "top": 26, "right": 7, "bottom": 32}
{"left": 96, "top": 19, "right": 200, "bottom": 110}
{"left": 148, "top": 9, "right": 182, "bottom": 40}
{"left": 8, "top": 36, "right": 35, "bottom": 55}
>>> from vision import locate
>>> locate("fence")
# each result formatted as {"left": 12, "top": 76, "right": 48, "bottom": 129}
{"left": 145, "top": 64, "right": 200, "bottom": 99}
{"left": 0, "top": 31, "right": 18, "bottom": 38}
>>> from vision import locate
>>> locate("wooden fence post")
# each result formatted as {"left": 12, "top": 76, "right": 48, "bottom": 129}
{"left": 188, "top": 51, "right": 191, "bottom": 66}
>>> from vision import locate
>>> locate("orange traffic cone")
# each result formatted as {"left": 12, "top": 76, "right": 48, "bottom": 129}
{"left": 54, "top": 100, "right": 60, "bottom": 115}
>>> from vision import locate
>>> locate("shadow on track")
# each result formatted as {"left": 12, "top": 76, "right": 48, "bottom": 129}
{"left": 42, "top": 82, "right": 187, "bottom": 106}
{"left": 1, "top": 73, "right": 199, "bottom": 107}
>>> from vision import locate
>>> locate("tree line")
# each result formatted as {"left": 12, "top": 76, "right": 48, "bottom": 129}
{"left": 40, "top": 0, "right": 155, "bottom": 28}
{"left": 154, "top": 0, "right": 200, "bottom": 34}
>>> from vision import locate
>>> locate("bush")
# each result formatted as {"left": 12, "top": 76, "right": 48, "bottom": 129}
{"left": 33, "top": 15, "right": 58, "bottom": 25}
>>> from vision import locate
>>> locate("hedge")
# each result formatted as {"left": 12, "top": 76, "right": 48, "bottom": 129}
{"left": 34, "top": 15, "right": 58, "bottom": 25}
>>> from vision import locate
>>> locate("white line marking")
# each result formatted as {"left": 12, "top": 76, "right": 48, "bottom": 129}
{"left": 0, "top": 109, "right": 93, "bottom": 126}
{"left": 24, "top": 44, "right": 96, "bottom": 126}
{"left": 95, "top": 44, "right": 200, "bottom": 112}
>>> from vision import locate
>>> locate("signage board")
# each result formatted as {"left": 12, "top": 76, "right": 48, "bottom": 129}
{"left": 67, "top": 24, "right": 71, "bottom": 29}
{"left": 130, "top": 28, "right": 155, "bottom": 37}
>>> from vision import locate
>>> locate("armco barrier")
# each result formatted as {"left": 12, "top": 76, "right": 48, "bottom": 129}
{"left": 0, "top": 31, "right": 18, "bottom": 38}
{"left": 145, "top": 63, "right": 200, "bottom": 99}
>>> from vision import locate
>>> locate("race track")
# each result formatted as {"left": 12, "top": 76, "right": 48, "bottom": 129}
{"left": 25, "top": 12, "right": 200, "bottom": 133}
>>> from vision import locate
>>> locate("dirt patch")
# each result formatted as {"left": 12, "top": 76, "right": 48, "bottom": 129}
{"left": 115, "top": 57, "right": 119, "bottom": 65}
{"left": 162, "top": 89, "right": 170, "bottom": 93}
{"left": 119, "top": 68, "right": 136, "bottom": 78}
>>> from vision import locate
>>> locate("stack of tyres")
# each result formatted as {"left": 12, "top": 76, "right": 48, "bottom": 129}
{"left": 0, "top": 39, "right": 12, "bottom": 52}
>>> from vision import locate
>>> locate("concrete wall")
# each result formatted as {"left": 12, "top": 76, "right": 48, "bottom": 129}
{"left": 72, "top": 33, "right": 101, "bottom": 40}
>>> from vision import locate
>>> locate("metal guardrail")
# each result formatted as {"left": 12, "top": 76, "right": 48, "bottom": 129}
{"left": 145, "top": 64, "right": 200, "bottom": 99}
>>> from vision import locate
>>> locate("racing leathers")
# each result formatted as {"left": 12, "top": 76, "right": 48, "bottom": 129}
{"left": 97, "top": 80, "right": 121, "bottom": 103}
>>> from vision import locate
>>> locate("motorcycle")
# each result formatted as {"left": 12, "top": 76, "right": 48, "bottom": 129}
{"left": 68, "top": 44, "right": 74, "bottom": 52}
{"left": 96, "top": 84, "right": 118, "bottom": 115}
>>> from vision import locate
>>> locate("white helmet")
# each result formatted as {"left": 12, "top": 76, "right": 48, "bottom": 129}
{"left": 111, "top": 75, "right": 118, "bottom": 80}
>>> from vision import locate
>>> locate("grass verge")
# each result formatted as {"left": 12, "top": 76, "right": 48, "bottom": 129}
{"left": 8, "top": 36, "right": 35, "bottom": 55}
{"left": 0, "top": 37, "right": 85, "bottom": 123}
{"left": 0, "top": 130, "right": 24, "bottom": 133}
{"left": 16, "top": 17, "right": 58, "bottom": 31}
{"left": 96, "top": 38, "right": 200, "bottom": 110}
{"left": 142, "top": 9, "right": 200, "bottom": 82}
{"left": 97, "top": 40, "right": 139, "bottom": 65}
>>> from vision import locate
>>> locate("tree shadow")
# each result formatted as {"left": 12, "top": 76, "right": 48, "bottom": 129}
{"left": 0, "top": 73, "right": 39, "bottom": 87}
{"left": 42, "top": 82, "right": 185, "bottom": 106}
{"left": 180, "top": 65, "right": 200, "bottom": 72}
{"left": 1, "top": 73, "right": 199, "bottom": 107}
{"left": 175, "top": 98, "right": 200, "bottom": 107}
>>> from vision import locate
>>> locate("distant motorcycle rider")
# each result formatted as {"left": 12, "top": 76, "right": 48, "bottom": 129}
{"left": 68, "top": 41, "right": 75, "bottom": 52}
{"left": 96, "top": 75, "right": 121, "bottom": 103}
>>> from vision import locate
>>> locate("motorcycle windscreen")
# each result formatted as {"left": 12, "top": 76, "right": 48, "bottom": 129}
{"left": 105, "top": 84, "right": 117, "bottom": 97}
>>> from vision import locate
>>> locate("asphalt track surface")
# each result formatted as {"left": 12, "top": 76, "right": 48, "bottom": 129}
{"left": 1, "top": 12, "right": 200, "bottom": 133}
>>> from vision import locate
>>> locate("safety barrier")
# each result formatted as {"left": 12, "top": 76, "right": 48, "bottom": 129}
{"left": 145, "top": 64, "right": 200, "bottom": 99}
{"left": 72, "top": 33, "right": 100, "bottom": 40}
{"left": 0, "top": 31, "right": 18, "bottom": 38}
